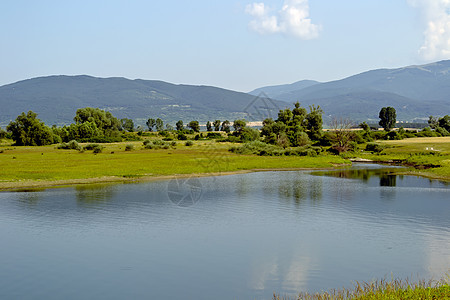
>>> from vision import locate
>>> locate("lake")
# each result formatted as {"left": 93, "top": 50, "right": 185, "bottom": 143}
{"left": 0, "top": 164, "right": 449, "bottom": 299}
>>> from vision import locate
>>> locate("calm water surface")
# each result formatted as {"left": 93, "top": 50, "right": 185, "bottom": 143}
{"left": 0, "top": 164, "right": 449, "bottom": 299}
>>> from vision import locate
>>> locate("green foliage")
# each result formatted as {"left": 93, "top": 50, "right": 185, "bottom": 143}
{"left": 261, "top": 102, "right": 323, "bottom": 147}
{"left": 213, "top": 120, "right": 221, "bottom": 131}
{"left": 229, "top": 141, "right": 322, "bottom": 157}
{"left": 438, "top": 115, "right": 450, "bottom": 131}
{"left": 176, "top": 120, "right": 184, "bottom": 131}
{"left": 187, "top": 120, "right": 200, "bottom": 132}
{"left": 416, "top": 127, "right": 440, "bottom": 137}
{"left": 125, "top": 144, "right": 134, "bottom": 151}
{"left": 177, "top": 133, "right": 187, "bottom": 140}
{"left": 74, "top": 107, "right": 121, "bottom": 135}
{"left": 121, "top": 132, "right": 142, "bottom": 141}
{"left": 206, "top": 121, "right": 212, "bottom": 132}
{"left": 221, "top": 120, "right": 231, "bottom": 133}
{"left": 0, "top": 126, "right": 7, "bottom": 139}
{"left": 185, "top": 140, "right": 194, "bottom": 146}
{"left": 121, "top": 118, "right": 134, "bottom": 132}
{"left": 240, "top": 127, "right": 260, "bottom": 142}
{"left": 83, "top": 144, "right": 104, "bottom": 153}
{"left": 57, "top": 140, "right": 81, "bottom": 151}
{"left": 7, "top": 111, "right": 54, "bottom": 146}
{"left": 155, "top": 118, "right": 164, "bottom": 131}
{"left": 366, "top": 142, "right": 385, "bottom": 153}
{"left": 206, "top": 132, "right": 222, "bottom": 139}
{"left": 146, "top": 118, "right": 156, "bottom": 131}
{"left": 379, "top": 106, "right": 397, "bottom": 131}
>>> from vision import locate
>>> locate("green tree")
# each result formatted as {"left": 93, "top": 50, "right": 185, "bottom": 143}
{"left": 438, "top": 115, "right": 450, "bottom": 131}
{"left": 187, "top": 120, "right": 200, "bottom": 132}
{"left": 233, "top": 119, "right": 246, "bottom": 135}
{"left": 378, "top": 107, "right": 396, "bottom": 131}
{"left": 213, "top": 120, "right": 221, "bottom": 131}
{"left": 330, "top": 117, "right": 356, "bottom": 153}
{"left": 305, "top": 105, "right": 323, "bottom": 140}
{"left": 206, "top": 121, "right": 212, "bottom": 132}
{"left": 166, "top": 123, "right": 174, "bottom": 131}
{"left": 121, "top": 118, "right": 134, "bottom": 132}
{"left": 74, "top": 107, "right": 121, "bottom": 136}
{"left": 428, "top": 116, "right": 438, "bottom": 129}
{"left": 146, "top": 118, "right": 156, "bottom": 131}
{"left": 7, "top": 111, "right": 54, "bottom": 146}
{"left": 176, "top": 120, "right": 184, "bottom": 131}
{"left": 359, "top": 122, "right": 370, "bottom": 131}
{"left": 0, "top": 126, "right": 6, "bottom": 139}
{"left": 221, "top": 120, "right": 231, "bottom": 133}
{"left": 156, "top": 118, "right": 164, "bottom": 131}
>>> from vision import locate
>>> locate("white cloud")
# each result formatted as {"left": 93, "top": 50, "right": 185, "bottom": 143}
{"left": 408, "top": 0, "right": 450, "bottom": 60}
{"left": 245, "top": 0, "right": 321, "bottom": 39}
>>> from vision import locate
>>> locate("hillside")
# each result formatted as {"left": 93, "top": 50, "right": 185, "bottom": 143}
{"left": 0, "top": 76, "right": 287, "bottom": 126}
{"left": 252, "top": 60, "right": 450, "bottom": 122}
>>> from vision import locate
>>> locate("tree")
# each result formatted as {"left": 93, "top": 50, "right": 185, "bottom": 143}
{"left": 378, "top": 107, "right": 396, "bottom": 131}
{"left": 233, "top": 119, "right": 246, "bottom": 135}
{"left": 74, "top": 107, "right": 121, "bottom": 137}
{"left": 187, "top": 120, "right": 200, "bottom": 132}
{"left": 146, "top": 118, "right": 156, "bottom": 131}
{"left": 176, "top": 120, "right": 184, "bottom": 131}
{"left": 7, "top": 111, "right": 54, "bottom": 146}
{"left": 221, "top": 120, "right": 231, "bottom": 133}
{"left": 0, "top": 126, "right": 6, "bottom": 139}
{"left": 213, "top": 120, "right": 221, "bottom": 131}
{"left": 166, "top": 123, "right": 174, "bottom": 131}
{"left": 359, "top": 122, "right": 370, "bottom": 131}
{"left": 330, "top": 117, "right": 356, "bottom": 153}
{"left": 305, "top": 105, "right": 323, "bottom": 140}
{"left": 156, "top": 118, "right": 164, "bottom": 131}
{"left": 121, "top": 118, "right": 134, "bottom": 132}
{"left": 428, "top": 116, "right": 438, "bottom": 129}
{"left": 206, "top": 121, "right": 212, "bottom": 132}
{"left": 438, "top": 115, "right": 450, "bottom": 131}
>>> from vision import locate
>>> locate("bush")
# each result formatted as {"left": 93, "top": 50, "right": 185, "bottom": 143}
{"left": 83, "top": 144, "right": 104, "bottom": 153}
{"left": 177, "top": 133, "right": 187, "bottom": 140}
{"left": 366, "top": 143, "right": 385, "bottom": 153}
{"left": 125, "top": 144, "right": 134, "bottom": 151}
{"left": 185, "top": 140, "right": 194, "bottom": 146}
{"left": 206, "top": 132, "right": 222, "bottom": 139}
{"left": 57, "top": 140, "right": 81, "bottom": 151}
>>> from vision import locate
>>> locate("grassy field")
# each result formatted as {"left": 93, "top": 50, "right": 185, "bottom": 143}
{"left": 0, "top": 139, "right": 348, "bottom": 190}
{"left": 355, "top": 137, "right": 450, "bottom": 181}
{"left": 274, "top": 276, "right": 450, "bottom": 300}
{"left": 1, "top": 136, "right": 449, "bottom": 190}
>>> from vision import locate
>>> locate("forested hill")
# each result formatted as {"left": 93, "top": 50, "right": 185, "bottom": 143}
{"left": 0, "top": 75, "right": 287, "bottom": 126}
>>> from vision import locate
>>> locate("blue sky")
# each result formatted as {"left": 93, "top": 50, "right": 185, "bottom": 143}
{"left": 1, "top": 0, "right": 449, "bottom": 92}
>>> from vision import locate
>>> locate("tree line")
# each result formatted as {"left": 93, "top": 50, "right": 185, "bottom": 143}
{"left": 1, "top": 105, "right": 449, "bottom": 153}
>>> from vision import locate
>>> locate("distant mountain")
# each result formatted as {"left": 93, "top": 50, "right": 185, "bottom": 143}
{"left": 249, "top": 80, "right": 320, "bottom": 98}
{"left": 0, "top": 76, "right": 288, "bottom": 126}
{"left": 259, "top": 60, "right": 450, "bottom": 122}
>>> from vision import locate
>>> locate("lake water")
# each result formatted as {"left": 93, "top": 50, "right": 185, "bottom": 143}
{"left": 0, "top": 164, "right": 449, "bottom": 299}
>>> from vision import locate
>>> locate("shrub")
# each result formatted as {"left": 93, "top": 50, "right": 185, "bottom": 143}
{"left": 57, "top": 140, "right": 81, "bottom": 151}
{"left": 366, "top": 143, "right": 385, "bottom": 153}
{"left": 185, "top": 140, "right": 194, "bottom": 146}
{"left": 177, "top": 133, "right": 187, "bottom": 140}
{"left": 125, "top": 144, "right": 134, "bottom": 151}
{"left": 83, "top": 144, "right": 104, "bottom": 153}
{"left": 206, "top": 132, "right": 222, "bottom": 139}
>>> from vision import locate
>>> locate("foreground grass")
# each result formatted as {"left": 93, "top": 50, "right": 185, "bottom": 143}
{"left": 0, "top": 140, "right": 348, "bottom": 189}
{"left": 274, "top": 276, "right": 450, "bottom": 300}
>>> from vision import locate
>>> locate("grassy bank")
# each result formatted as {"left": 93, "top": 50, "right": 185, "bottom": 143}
{"left": 1, "top": 136, "right": 449, "bottom": 190}
{"left": 274, "top": 276, "right": 450, "bottom": 300}
{"left": 353, "top": 137, "right": 450, "bottom": 181}
{"left": 0, "top": 140, "right": 349, "bottom": 190}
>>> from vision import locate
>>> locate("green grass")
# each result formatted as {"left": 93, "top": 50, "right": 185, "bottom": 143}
{"left": 274, "top": 276, "right": 450, "bottom": 300}
{"left": 0, "top": 140, "right": 348, "bottom": 186}
{"left": 353, "top": 137, "right": 450, "bottom": 180}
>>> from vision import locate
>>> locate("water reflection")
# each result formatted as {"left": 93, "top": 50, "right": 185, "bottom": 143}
{"left": 75, "top": 184, "right": 117, "bottom": 206}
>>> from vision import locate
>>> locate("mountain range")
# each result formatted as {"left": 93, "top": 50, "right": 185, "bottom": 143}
{"left": 250, "top": 60, "right": 450, "bottom": 122}
{"left": 1, "top": 60, "right": 449, "bottom": 127}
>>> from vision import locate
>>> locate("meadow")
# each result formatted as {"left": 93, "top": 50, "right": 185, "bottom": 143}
{"left": 0, "top": 139, "right": 348, "bottom": 190}
{"left": 1, "top": 136, "right": 449, "bottom": 190}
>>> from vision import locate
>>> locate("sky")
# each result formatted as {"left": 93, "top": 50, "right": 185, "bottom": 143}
{"left": 1, "top": 0, "right": 450, "bottom": 92}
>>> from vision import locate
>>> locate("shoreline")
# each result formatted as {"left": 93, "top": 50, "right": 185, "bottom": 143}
{"left": 1, "top": 163, "right": 448, "bottom": 192}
